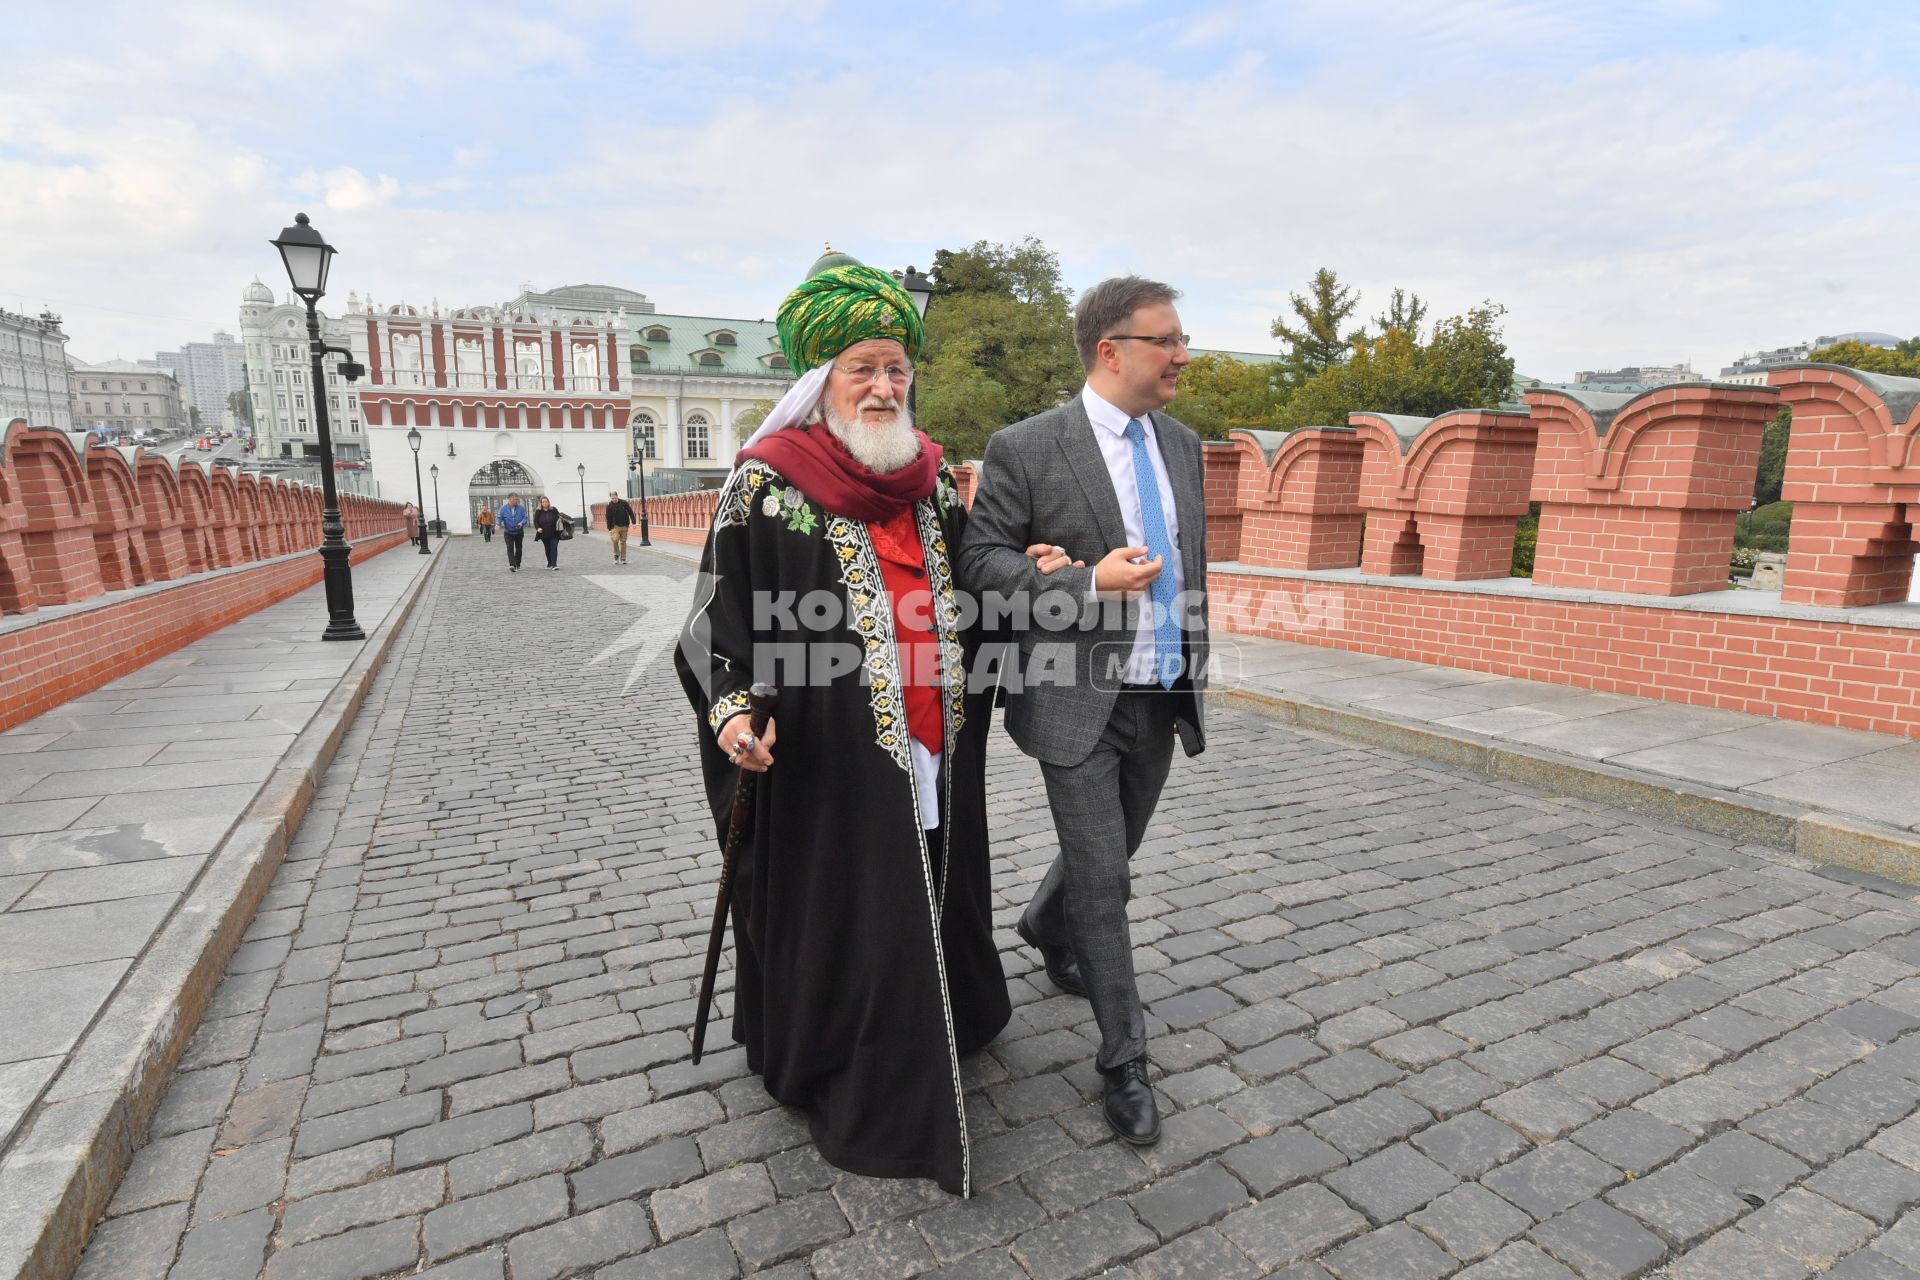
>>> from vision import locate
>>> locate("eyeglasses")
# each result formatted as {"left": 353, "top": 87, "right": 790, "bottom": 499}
{"left": 834, "top": 361, "right": 914, "bottom": 387}
{"left": 1106, "top": 333, "right": 1191, "bottom": 351}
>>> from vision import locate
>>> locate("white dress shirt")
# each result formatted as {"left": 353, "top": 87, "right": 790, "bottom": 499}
{"left": 1080, "top": 384, "right": 1185, "bottom": 686}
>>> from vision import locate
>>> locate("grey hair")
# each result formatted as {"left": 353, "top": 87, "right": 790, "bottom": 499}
{"left": 1074, "top": 276, "right": 1182, "bottom": 371}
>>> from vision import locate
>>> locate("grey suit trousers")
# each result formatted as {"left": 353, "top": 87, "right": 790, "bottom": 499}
{"left": 1026, "top": 687, "right": 1176, "bottom": 1071}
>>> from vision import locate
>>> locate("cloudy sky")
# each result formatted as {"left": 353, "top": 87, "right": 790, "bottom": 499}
{"left": 6, "top": 0, "right": 1916, "bottom": 380}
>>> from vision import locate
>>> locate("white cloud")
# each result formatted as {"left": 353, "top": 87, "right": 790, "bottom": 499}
{"left": 322, "top": 169, "right": 402, "bottom": 211}
{"left": 6, "top": 3, "right": 1916, "bottom": 383}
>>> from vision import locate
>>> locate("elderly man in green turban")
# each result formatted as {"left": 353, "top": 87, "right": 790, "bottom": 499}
{"left": 675, "top": 253, "right": 1067, "bottom": 1197}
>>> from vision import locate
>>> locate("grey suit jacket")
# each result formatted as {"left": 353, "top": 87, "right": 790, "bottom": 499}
{"left": 957, "top": 394, "right": 1208, "bottom": 768}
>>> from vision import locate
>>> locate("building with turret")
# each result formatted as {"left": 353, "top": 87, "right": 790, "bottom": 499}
{"left": 238, "top": 278, "right": 367, "bottom": 462}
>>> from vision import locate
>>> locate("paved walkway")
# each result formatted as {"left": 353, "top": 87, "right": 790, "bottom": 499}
{"left": 0, "top": 546, "right": 435, "bottom": 1155}
{"left": 64, "top": 536, "right": 1920, "bottom": 1280}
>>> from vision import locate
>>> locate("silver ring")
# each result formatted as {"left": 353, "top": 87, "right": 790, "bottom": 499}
{"left": 737, "top": 733, "right": 757, "bottom": 751}
{"left": 1052, "top": 545, "right": 1065, "bottom": 557}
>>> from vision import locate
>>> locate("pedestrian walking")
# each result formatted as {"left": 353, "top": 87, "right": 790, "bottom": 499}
{"left": 605, "top": 490, "right": 634, "bottom": 564}
{"left": 476, "top": 504, "right": 495, "bottom": 543}
{"left": 497, "top": 493, "right": 529, "bottom": 572}
{"left": 532, "top": 495, "right": 566, "bottom": 570}
{"left": 959, "top": 275, "right": 1210, "bottom": 1148}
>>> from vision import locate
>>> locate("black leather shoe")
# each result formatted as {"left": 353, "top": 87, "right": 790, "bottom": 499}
{"left": 1016, "top": 915, "right": 1087, "bottom": 997}
{"left": 1102, "top": 1058, "right": 1161, "bottom": 1145}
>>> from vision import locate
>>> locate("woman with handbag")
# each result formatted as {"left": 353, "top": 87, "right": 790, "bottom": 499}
{"left": 532, "top": 495, "right": 569, "bottom": 571}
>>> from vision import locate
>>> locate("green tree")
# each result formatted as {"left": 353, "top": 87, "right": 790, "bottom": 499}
{"left": 1275, "top": 303, "right": 1515, "bottom": 430}
{"left": 1807, "top": 338, "right": 1920, "bottom": 377}
{"left": 929, "top": 237, "right": 1066, "bottom": 307}
{"left": 1372, "top": 288, "right": 1429, "bottom": 337}
{"left": 1271, "top": 267, "right": 1364, "bottom": 386}
{"left": 917, "top": 237, "right": 1079, "bottom": 458}
{"left": 732, "top": 399, "right": 775, "bottom": 434}
{"left": 1753, "top": 404, "right": 1791, "bottom": 506}
{"left": 227, "top": 388, "right": 254, "bottom": 431}
{"left": 1164, "top": 353, "right": 1286, "bottom": 440}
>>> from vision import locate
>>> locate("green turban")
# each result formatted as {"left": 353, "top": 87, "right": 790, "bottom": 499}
{"left": 776, "top": 261, "right": 924, "bottom": 374}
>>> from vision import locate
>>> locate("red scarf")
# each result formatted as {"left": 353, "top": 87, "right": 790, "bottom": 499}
{"left": 737, "top": 423, "right": 941, "bottom": 522}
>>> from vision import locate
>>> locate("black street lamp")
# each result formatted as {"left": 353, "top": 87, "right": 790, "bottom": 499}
{"left": 629, "top": 451, "right": 651, "bottom": 548}
{"left": 271, "top": 212, "right": 366, "bottom": 640}
{"left": 576, "top": 462, "right": 589, "bottom": 533}
{"left": 430, "top": 463, "right": 443, "bottom": 538}
{"left": 899, "top": 264, "right": 934, "bottom": 417}
{"left": 406, "top": 427, "right": 430, "bottom": 554}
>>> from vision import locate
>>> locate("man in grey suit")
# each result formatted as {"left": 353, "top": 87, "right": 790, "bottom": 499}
{"left": 958, "top": 275, "right": 1208, "bottom": 1145}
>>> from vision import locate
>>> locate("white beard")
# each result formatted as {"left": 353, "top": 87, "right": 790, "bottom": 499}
{"left": 823, "top": 400, "right": 922, "bottom": 474}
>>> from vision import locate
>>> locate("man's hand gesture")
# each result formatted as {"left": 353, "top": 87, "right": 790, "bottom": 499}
{"left": 1093, "top": 546, "right": 1162, "bottom": 598}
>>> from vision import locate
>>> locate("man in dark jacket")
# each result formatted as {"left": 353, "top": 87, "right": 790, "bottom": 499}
{"left": 605, "top": 490, "right": 635, "bottom": 564}
{"left": 496, "top": 493, "right": 530, "bottom": 572}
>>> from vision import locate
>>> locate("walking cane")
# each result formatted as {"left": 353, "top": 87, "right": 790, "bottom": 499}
{"left": 691, "top": 682, "right": 779, "bottom": 1064}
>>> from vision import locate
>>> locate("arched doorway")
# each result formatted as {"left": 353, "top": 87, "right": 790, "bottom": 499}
{"left": 469, "top": 459, "right": 546, "bottom": 528}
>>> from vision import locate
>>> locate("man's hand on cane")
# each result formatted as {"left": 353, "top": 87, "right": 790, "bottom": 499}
{"left": 719, "top": 714, "right": 777, "bottom": 773}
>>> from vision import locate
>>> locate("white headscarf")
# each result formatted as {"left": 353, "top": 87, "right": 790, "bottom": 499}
{"left": 733, "top": 364, "right": 830, "bottom": 464}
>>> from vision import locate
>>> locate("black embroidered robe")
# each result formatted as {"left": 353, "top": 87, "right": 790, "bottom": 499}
{"left": 673, "top": 457, "right": 1009, "bottom": 1196}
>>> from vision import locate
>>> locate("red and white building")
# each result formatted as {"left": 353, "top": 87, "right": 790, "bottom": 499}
{"left": 348, "top": 291, "right": 631, "bottom": 533}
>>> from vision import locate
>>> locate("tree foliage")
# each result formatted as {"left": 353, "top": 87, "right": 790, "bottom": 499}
{"left": 1164, "top": 354, "right": 1287, "bottom": 440}
{"left": 1271, "top": 267, "right": 1363, "bottom": 386}
{"left": 1806, "top": 338, "right": 1920, "bottom": 377}
{"left": 1372, "top": 288, "right": 1429, "bottom": 337}
{"left": 1753, "top": 405, "right": 1791, "bottom": 506}
{"left": 916, "top": 238, "right": 1080, "bottom": 460}
{"left": 1275, "top": 304, "right": 1516, "bottom": 430}
{"left": 227, "top": 388, "right": 254, "bottom": 430}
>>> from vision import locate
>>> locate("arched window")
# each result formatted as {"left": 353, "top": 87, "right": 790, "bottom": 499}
{"left": 645, "top": 326, "right": 671, "bottom": 342}
{"left": 390, "top": 332, "right": 424, "bottom": 388}
{"left": 684, "top": 412, "right": 710, "bottom": 460}
{"left": 514, "top": 340, "right": 544, "bottom": 390}
{"left": 572, "top": 343, "right": 601, "bottom": 391}
{"left": 697, "top": 351, "right": 722, "bottom": 366}
{"left": 454, "top": 338, "right": 485, "bottom": 388}
{"left": 632, "top": 412, "right": 656, "bottom": 459}
{"left": 630, "top": 344, "right": 651, "bottom": 369}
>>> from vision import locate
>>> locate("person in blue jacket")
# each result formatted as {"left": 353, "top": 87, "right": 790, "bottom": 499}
{"left": 497, "top": 494, "right": 530, "bottom": 572}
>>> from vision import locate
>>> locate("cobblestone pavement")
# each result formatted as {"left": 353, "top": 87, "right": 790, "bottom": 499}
{"left": 74, "top": 537, "right": 1920, "bottom": 1280}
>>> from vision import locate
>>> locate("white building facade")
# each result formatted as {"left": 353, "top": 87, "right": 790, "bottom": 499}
{"left": 238, "top": 279, "right": 367, "bottom": 462}
{"left": 0, "top": 307, "right": 74, "bottom": 431}
{"left": 71, "top": 360, "right": 187, "bottom": 438}
{"left": 346, "top": 293, "right": 630, "bottom": 534}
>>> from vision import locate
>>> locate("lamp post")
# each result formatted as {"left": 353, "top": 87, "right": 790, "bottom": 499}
{"left": 576, "top": 462, "right": 589, "bottom": 533}
{"left": 630, "top": 450, "right": 651, "bottom": 548}
{"left": 406, "top": 427, "right": 430, "bottom": 554}
{"left": 899, "top": 265, "right": 933, "bottom": 417}
{"left": 270, "top": 212, "right": 365, "bottom": 640}
{"left": 430, "top": 463, "right": 443, "bottom": 538}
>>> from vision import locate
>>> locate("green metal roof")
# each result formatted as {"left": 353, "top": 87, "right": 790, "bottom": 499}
{"left": 1190, "top": 348, "right": 1283, "bottom": 365}
{"left": 626, "top": 312, "right": 795, "bottom": 381}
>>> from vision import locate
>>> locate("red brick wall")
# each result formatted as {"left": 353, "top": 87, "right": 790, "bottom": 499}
{"left": 1211, "top": 570, "right": 1920, "bottom": 739}
{"left": 0, "top": 531, "right": 413, "bottom": 733}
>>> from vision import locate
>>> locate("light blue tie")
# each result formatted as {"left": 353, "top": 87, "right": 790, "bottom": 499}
{"left": 1124, "top": 417, "right": 1181, "bottom": 689}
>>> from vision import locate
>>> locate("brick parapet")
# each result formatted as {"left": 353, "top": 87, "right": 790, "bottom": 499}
{"left": 0, "top": 417, "right": 412, "bottom": 724}
{"left": 1768, "top": 364, "right": 1920, "bottom": 607}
